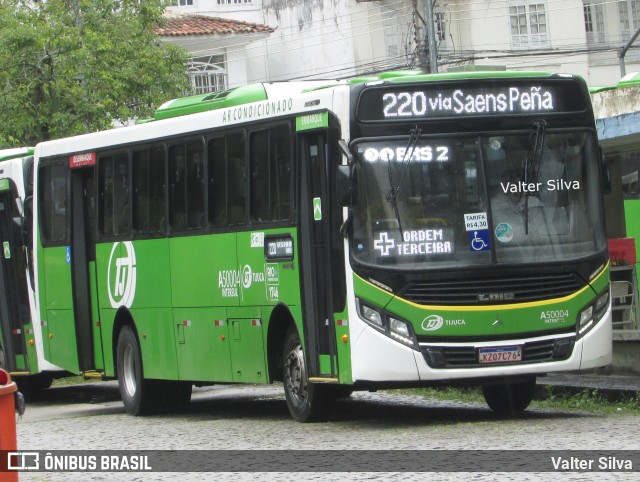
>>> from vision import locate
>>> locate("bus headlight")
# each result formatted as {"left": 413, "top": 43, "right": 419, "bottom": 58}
{"left": 359, "top": 302, "right": 384, "bottom": 329}
{"left": 576, "top": 288, "right": 609, "bottom": 339}
{"left": 389, "top": 318, "right": 415, "bottom": 347}
{"left": 577, "top": 305, "right": 594, "bottom": 336}
{"left": 356, "top": 298, "right": 418, "bottom": 348}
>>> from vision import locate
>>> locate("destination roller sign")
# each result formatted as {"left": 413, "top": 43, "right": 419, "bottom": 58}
{"left": 356, "top": 79, "right": 587, "bottom": 122}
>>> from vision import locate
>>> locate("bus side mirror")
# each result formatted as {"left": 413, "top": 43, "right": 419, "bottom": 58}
{"left": 601, "top": 149, "right": 612, "bottom": 195}
{"left": 336, "top": 165, "right": 357, "bottom": 206}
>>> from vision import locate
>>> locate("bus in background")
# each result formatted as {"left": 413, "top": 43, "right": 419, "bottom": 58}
{"left": 591, "top": 74, "right": 640, "bottom": 329}
{"left": 0, "top": 148, "right": 57, "bottom": 392}
{"left": 32, "top": 71, "right": 612, "bottom": 422}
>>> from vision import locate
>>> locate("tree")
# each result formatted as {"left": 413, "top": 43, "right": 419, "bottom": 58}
{"left": 0, "top": 0, "right": 192, "bottom": 146}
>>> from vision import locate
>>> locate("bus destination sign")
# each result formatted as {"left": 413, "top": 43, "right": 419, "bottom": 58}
{"left": 357, "top": 81, "right": 584, "bottom": 122}
{"left": 69, "top": 152, "right": 96, "bottom": 169}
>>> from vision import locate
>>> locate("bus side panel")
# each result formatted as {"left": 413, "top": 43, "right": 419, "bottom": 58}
{"left": 170, "top": 234, "right": 239, "bottom": 308}
{"left": 95, "top": 239, "right": 175, "bottom": 378}
{"left": 174, "top": 307, "right": 232, "bottom": 382}
{"left": 169, "top": 233, "right": 238, "bottom": 382}
{"left": 131, "top": 308, "right": 178, "bottom": 380}
{"left": 41, "top": 246, "right": 79, "bottom": 372}
{"left": 46, "top": 309, "right": 79, "bottom": 372}
{"left": 236, "top": 228, "right": 300, "bottom": 381}
{"left": 229, "top": 317, "right": 267, "bottom": 383}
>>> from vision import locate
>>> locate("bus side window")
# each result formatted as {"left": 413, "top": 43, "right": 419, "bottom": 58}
{"left": 249, "top": 125, "right": 291, "bottom": 224}
{"left": 169, "top": 145, "right": 187, "bottom": 232}
{"left": 98, "top": 157, "right": 114, "bottom": 237}
{"left": 132, "top": 150, "right": 150, "bottom": 233}
{"left": 208, "top": 137, "right": 227, "bottom": 227}
{"left": 99, "top": 153, "right": 130, "bottom": 238}
{"left": 270, "top": 125, "right": 292, "bottom": 221}
{"left": 169, "top": 140, "right": 204, "bottom": 232}
{"left": 40, "top": 163, "right": 67, "bottom": 244}
{"left": 149, "top": 147, "right": 167, "bottom": 233}
{"left": 250, "top": 130, "right": 269, "bottom": 223}
{"left": 227, "top": 133, "right": 246, "bottom": 226}
{"left": 185, "top": 141, "right": 204, "bottom": 229}
{"left": 113, "top": 153, "right": 131, "bottom": 236}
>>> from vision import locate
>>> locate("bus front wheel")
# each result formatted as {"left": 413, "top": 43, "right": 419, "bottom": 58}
{"left": 282, "top": 328, "right": 329, "bottom": 423}
{"left": 116, "top": 325, "right": 157, "bottom": 416}
{"left": 482, "top": 377, "right": 537, "bottom": 414}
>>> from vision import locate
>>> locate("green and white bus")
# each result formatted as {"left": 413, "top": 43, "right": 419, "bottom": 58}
{"left": 32, "top": 71, "right": 612, "bottom": 421}
{"left": 0, "top": 147, "right": 58, "bottom": 390}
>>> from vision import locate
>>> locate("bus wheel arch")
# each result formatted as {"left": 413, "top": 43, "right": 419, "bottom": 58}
{"left": 266, "top": 303, "right": 295, "bottom": 383}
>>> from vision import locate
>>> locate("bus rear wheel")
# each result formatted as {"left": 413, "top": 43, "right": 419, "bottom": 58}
{"left": 482, "top": 377, "right": 537, "bottom": 414}
{"left": 116, "top": 325, "right": 158, "bottom": 416}
{"left": 282, "top": 328, "right": 329, "bottom": 423}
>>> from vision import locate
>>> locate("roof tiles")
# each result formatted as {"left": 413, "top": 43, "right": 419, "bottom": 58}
{"left": 156, "top": 15, "right": 273, "bottom": 37}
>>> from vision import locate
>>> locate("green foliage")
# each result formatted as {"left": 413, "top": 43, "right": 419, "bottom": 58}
{"left": 0, "top": 0, "right": 192, "bottom": 145}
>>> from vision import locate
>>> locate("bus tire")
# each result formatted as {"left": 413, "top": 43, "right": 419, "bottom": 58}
{"left": 482, "top": 377, "right": 536, "bottom": 414}
{"left": 282, "top": 328, "right": 329, "bottom": 423}
{"left": 116, "top": 325, "right": 157, "bottom": 416}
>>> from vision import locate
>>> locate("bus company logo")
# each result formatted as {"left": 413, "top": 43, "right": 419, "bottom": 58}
{"left": 242, "top": 264, "right": 265, "bottom": 289}
{"left": 107, "top": 241, "right": 137, "bottom": 309}
{"left": 242, "top": 265, "right": 253, "bottom": 289}
{"left": 422, "top": 314, "right": 444, "bottom": 331}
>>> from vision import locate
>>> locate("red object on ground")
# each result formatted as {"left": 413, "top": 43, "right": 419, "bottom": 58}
{"left": 0, "top": 369, "right": 19, "bottom": 481}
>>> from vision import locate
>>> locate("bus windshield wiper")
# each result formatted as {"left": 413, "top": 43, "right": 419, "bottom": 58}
{"left": 385, "top": 126, "right": 421, "bottom": 236}
{"left": 523, "top": 120, "right": 546, "bottom": 234}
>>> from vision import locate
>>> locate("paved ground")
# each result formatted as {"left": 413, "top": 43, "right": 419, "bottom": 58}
{"left": 539, "top": 372, "right": 640, "bottom": 397}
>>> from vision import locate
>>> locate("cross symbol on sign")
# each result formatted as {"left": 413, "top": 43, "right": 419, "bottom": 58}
{"left": 374, "top": 232, "right": 395, "bottom": 256}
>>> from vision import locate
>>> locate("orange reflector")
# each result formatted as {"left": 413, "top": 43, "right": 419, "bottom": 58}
{"left": 341, "top": 334, "right": 349, "bottom": 343}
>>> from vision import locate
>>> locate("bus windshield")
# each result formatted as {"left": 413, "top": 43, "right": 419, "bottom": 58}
{"left": 350, "top": 131, "right": 606, "bottom": 269}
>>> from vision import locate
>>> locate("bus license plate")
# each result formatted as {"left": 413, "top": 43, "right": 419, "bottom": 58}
{"left": 478, "top": 346, "right": 522, "bottom": 364}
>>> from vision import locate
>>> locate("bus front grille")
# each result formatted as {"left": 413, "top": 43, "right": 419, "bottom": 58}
{"left": 400, "top": 273, "right": 584, "bottom": 306}
{"left": 421, "top": 336, "right": 575, "bottom": 369}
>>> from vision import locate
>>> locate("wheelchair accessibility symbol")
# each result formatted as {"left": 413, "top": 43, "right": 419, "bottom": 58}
{"left": 469, "top": 230, "right": 490, "bottom": 251}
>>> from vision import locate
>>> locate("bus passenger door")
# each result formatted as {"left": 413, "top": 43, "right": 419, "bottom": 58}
{"left": 44, "top": 163, "right": 97, "bottom": 373}
{"left": 297, "top": 131, "right": 339, "bottom": 378}
{"left": 69, "top": 167, "right": 98, "bottom": 372}
{"left": 0, "top": 186, "right": 30, "bottom": 372}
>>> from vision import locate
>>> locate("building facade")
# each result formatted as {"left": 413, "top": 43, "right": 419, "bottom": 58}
{"left": 161, "top": 1, "right": 640, "bottom": 92}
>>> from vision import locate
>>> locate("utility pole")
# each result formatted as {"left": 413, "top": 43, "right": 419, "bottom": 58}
{"left": 424, "top": 0, "right": 438, "bottom": 73}
{"left": 619, "top": 26, "right": 640, "bottom": 77}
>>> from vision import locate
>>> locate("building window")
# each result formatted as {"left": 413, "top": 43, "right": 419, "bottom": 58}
{"left": 188, "top": 55, "right": 227, "bottom": 94}
{"left": 619, "top": 0, "right": 640, "bottom": 39}
{"left": 435, "top": 12, "right": 447, "bottom": 43}
{"left": 584, "top": 1, "right": 605, "bottom": 44}
{"left": 177, "top": 0, "right": 193, "bottom": 6}
{"left": 217, "top": 0, "right": 252, "bottom": 4}
{"left": 509, "top": 1, "right": 550, "bottom": 48}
